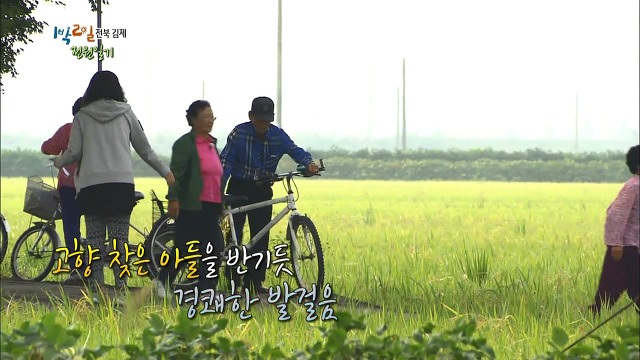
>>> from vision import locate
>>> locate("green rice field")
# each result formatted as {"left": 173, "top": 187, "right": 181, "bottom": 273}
{"left": 1, "top": 177, "right": 638, "bottom": 358}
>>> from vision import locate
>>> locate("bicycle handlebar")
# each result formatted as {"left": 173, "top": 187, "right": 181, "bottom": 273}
{"left": 45, "top": 158, "right": 70, "bottom": 177}
{"left": 254, "top": 159, "right": 326, "bottom": 183}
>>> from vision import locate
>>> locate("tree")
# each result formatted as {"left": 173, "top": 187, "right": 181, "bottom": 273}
{"left": 0, "top": 0, "right": 108, "bottom": 92}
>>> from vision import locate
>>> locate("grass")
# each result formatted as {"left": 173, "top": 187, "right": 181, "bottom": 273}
{"left": 1, "top": 176, "right": 638, "bottom": 358}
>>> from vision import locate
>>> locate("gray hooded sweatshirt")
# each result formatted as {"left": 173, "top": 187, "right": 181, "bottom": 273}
{"left": 54, "top": 99, "right": 170, "bottom": 192}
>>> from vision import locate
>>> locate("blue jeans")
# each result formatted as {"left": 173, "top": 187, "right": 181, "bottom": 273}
{"left": 59, "top": 186, "right": 82, "bottom": 272}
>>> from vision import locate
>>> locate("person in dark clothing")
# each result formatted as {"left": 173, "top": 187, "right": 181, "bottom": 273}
{"left": 588, "top": 145, "right": 640, "bottom": 316}
{"left": 153, "top": 100, "right": 225, "bottom": 299}
{"left": 219, "top": 96, "right": 319, "bottom": 295}
{"left": 41, "top": 97, "right": 85, "bottom": 284}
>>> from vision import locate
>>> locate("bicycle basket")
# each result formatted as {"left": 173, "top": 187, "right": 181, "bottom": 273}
{"left": 152, "top": 198, "right": 168, "bottom": 225}
{"left": 23, "top": 176, "right": 62, "bottom": 220}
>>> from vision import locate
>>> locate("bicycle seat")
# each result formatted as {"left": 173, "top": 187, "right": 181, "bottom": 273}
{"left": 224, "top": 194, "right": 248, "bottom": 208}
{"left": 134, "top": 191, "right": 145, "bottom": 201}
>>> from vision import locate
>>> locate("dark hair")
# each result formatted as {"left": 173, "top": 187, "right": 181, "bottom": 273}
{"left": 81, "top": 70, "right": 127, "bottom": 106}
{"left": 625, "top": 145, "right": 640, "bottom": 174}
{"left": 72, "top": 97, "right": 83, "bottom": 116}
{"left": 185, "top": 100, "right": 211, "bottom": 126}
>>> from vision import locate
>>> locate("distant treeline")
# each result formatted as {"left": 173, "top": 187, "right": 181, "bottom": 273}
{"left": 0, "top": 148, "right": 632, "bottom": 183}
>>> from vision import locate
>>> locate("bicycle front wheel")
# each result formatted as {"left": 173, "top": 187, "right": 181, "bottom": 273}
{"left": 147, "top": 221, "right": 204, "bottom": 291}
{"left": 286, "top": 215, "right": 325, "bottom": 294}
{"left": 11, "top": 225, "right": 60, "bottom": 281}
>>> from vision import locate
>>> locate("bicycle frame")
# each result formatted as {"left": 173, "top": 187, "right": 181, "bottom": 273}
{"left": 221, "top": 159, "right": 325, "bottom": 259}
{"left": 128, "top": 191, "right": 166, "bottom": 240}
{"left": 224, "top": 190, "right": 299, "bottom": 252}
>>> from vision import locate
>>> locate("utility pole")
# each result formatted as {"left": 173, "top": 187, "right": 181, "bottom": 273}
{"left": 368, "top": 66, "right": 373, "bottom": 144}
{"left": 402, "top": 58, "right": 406, "bottom": 151}
{"left": 97, "top": 0, "right": 102, "bottom": 71}
{"left": 396, "top": 87, "right": 400, "bottom": 150}
{"left": 202, "top": 81, "right": 205, "bottom": 99}
{"left": 276, "top": 0, "right": 283, "bottom": 128}
{"left": 575, "top": 92, "right": 579, "bottom": 152}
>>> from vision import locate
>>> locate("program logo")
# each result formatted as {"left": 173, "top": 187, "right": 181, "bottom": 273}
{"left": 52, "top": 23, "right": 124, "bottom": 60}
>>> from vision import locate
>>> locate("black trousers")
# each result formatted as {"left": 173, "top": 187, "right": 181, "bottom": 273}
{"left": 58, "top": 186, "right": 83, "bottom": 272}
{"left": 589, "top": 246, "right": 640, "bottom": 315}
{"left": 225, "top": 177, "right": 273, "bottom": 287}
{"left": 157, "top": 201, "right": 224, "bottom": 291}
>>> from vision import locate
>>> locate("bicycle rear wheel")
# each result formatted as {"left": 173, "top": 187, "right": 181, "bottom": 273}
{"left": 11, "top": 225, "right": 60, "bottom": 281}
{"left": 151, "top": 227, "right": 199, "bottom": 290}
{"left": 144, "top": 214, "right": 174, "bottom": 279}
{"left": 145, "top": 215, "right": 199, "bottom": 290}
{"left": 287, "top": 215, "right": 325, "bottom": 294}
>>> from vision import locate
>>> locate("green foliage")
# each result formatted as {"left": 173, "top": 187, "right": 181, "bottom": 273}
{"left": 1, "top": 0, "right": 62, "bottom": 89}
{"left": 1, "top": 308, "right": 637, "bottom": 359}
{"left": 0, "top": 0, "right": 108, "bottom": 91}
{"left": 532, "top": 325, "right": 640, "bottom": 360}
{"left": 0, "top": 147, "right": 632, "bottom": 183}
{"left": 309, "top": 147, "right": 626, "bottom": 163}
{"left": 86, "top": 0, "right": 109, "bottom": 12}
{"left": 454, "top": 243, "right": 491, "bottom": 286}
{"left": 0, "top": 311, "right": 113, "bottom": 359}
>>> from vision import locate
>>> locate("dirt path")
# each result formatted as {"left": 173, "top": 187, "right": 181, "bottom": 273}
{"left": 0, "top": 277, "right": 383, "bottom": 312}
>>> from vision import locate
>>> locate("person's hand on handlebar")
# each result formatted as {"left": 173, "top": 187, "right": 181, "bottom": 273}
{"left": 307, "top": 161, "right": 320, "bottom": 175}
{"left": 168, "top": 200, "right": 180, "bottom": 219}
{"left": 48, "top": 157, "right": 70, "bottom": 176}
{"left": 49, "top": 157, "right": 60, "bottom": 169}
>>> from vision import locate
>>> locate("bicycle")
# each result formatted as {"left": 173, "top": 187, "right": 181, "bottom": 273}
{"left": 1, "top": 212, "right": 9, "bottom": 265}
{"left": 145, "top": 159, "right": 327, "bottom": 294}
{"left": 10, "top": 162, "right": 170, "bottom": 282}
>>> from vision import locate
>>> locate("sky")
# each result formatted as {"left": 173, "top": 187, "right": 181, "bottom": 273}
{"left": 0, "top": 0, "right": 638, "bottom": 144}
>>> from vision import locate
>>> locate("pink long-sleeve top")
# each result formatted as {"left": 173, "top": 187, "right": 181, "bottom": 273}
{"left": 41, "top": 123, "right": 78, "bottom": 189}
{"left": 195, "top": 135, "right": 223, "bottom": 203}
{"left": 604, "top": 175, "right": 639, "bottom": 248}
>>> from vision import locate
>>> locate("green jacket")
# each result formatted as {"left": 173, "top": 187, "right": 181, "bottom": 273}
{"left": 166, "top": 130, "right": 224, "bottom": 211}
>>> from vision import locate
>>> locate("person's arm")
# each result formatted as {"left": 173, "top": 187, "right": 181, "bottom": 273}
{"left": 219, "top": 128, "right": 241, "bottom": 192}
{"left": 605, "top": 182, "right": 636, "bottom": 247}
{"left": 41, "top": 124, "right": 70, "bottom": 155}
{"left": 127, "top": 111, "right": 170, "bottom": 178}
{"left": 54, "top": 119, "right": 82, "bottom": 168}
{"left": 166, "top": 139, "right": 189, "bottom": 201}
{"left": 281, "top": 129, "right": 313, "bottom": 166}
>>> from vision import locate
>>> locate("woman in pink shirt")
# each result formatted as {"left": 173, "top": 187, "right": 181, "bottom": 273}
{"left": 589, "top": 144, "right": 639, "bottom": 316}
{"left": 41, "top": 97, "right": 84, "bottom": 284}
{"left": 153, "top": 100, "right": 225, "bottom": 299}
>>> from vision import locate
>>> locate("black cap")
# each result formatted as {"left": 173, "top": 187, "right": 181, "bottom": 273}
{"left": 249, "top": 96, "right": 275, "bottom": 122}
